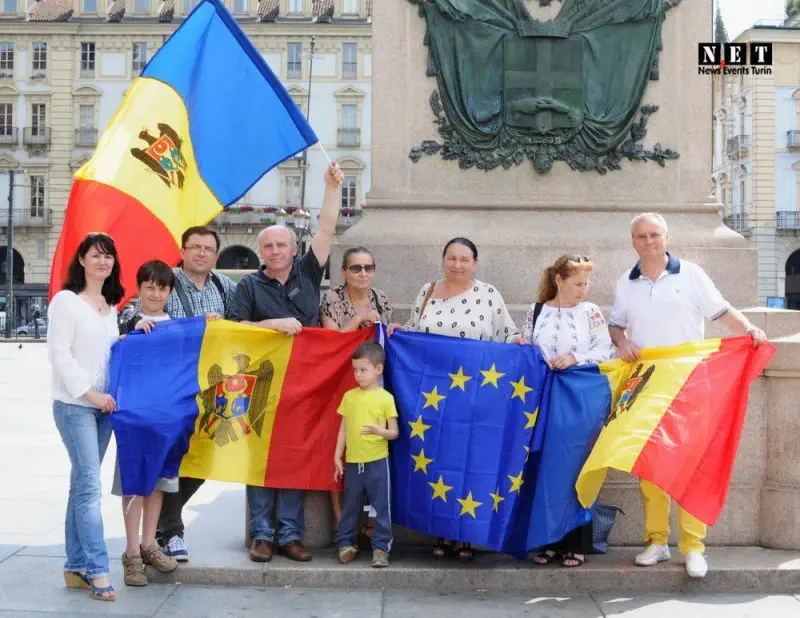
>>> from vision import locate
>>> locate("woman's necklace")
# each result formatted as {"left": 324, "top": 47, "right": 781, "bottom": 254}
{"left": 82, "top": 292, "right": 107, "bottom": 313}
{"left": 345, "top": 286, "right": 370, "bottom": 312}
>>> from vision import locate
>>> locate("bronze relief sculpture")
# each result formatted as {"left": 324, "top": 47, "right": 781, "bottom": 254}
{"left": 408, "top": 0, "right": 683, "bottom": 173}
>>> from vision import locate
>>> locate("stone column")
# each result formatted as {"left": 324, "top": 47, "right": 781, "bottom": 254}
{"left": 760, "top": 335, "right": 800, "bottom": 550}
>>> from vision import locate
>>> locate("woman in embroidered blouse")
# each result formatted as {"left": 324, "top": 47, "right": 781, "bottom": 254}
{"left": 390, "top": 237, "right": 520, "bottom": 561}
{"left": 321, "top": 247, "right": 393, "bottom": 537}
{"left": 523, "top": 254, "right": 615, "bottom": 568}
{"left": 48, "top": 233, "right": 124, "bottom": 602}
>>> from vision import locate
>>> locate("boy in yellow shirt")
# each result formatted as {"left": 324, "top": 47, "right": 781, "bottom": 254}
{"left": 334, "top": 341, "right": 399, "bottom": 567}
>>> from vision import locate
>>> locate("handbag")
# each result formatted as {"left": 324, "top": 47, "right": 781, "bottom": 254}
{"left": 591, "top": 504, "right": 624, "bottom": 554}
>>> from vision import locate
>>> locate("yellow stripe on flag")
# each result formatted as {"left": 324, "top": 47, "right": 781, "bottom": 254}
{"left": 179, "top": 321, "right": 294, "bottom": 486}
{"left": 75, "top": 78, "right": 224, "bottom": 242}
{"left": 576, "top": 339, "right": 722, "bottom": 508}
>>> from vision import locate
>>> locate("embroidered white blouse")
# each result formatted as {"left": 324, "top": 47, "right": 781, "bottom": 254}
{"left": 522, "top": 301, "right": 615, "bottom": 365}
{"left": 48, "top": 290, "right": 120, "bottom": 408}
{"left": 403, "top": 279, "right": 519, "bottom": 342}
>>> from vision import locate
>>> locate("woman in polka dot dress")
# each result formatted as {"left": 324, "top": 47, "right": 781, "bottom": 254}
{"left": 389, "top": 237, "right": 521, "bottom": 561}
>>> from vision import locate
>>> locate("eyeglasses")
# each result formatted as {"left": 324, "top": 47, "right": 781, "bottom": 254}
{"left": 569, "top": 254, "right": 591, "bottom": 262}
{"left": 184, "top": 245, "right": 217, "bottom": 255}
{"left": 345, "top": 264, "right": 376, "bottom": 274}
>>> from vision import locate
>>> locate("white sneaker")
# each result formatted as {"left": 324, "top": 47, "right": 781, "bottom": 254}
{"left": 634, "top": 544, "right": 671, "bottom": 566}
{"left": 164, "top": 535, "right": 189, "bottom": 563}
{"left": 685, "top": 551, "right": 708, "bottom": 579}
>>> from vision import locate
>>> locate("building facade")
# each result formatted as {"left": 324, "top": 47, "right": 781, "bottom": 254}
{"left": 712, "top": 20, "right": 800, "bottom": 309}
{"left": 0, "top": 0, "right": 372, "bottom": 327}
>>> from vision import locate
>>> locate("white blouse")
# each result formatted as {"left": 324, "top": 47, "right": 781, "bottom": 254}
{"left": 522, "top": 301, "right": 615, "bottom": 365}
{"left": 48, "top": 290, "right": 120, "bottom": 408}
{"left": 403, "top": 279, "right": 519, "bottom": 342}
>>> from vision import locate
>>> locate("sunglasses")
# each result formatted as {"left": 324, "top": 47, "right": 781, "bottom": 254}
{"left": 345, "top": 264, "right": 376, "bottom": 274}
{"left": 568, "top": 254, "right": 590, "bottom": 262}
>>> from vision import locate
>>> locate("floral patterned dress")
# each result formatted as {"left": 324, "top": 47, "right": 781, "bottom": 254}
{"left": 319, "top": 284, "right": 393, "bottom": 329}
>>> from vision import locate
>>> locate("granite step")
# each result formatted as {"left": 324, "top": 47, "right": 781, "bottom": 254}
{"left": 148, "top": 546, "right": 800, "bottom": 594}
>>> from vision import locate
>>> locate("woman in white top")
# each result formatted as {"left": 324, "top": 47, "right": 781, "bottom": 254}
{"left": 390, "top": 237, "right": 520, "bottom": 562}
{"left": 522, "top": 254, "right": 615, "bottom": 568}
{"left": 48, "top": 233, "right": 123, "bottom": 602}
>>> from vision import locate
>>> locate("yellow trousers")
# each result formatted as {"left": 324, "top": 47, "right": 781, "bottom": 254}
{"left": 639, "top": 479, "right": 706, "bottom": 556}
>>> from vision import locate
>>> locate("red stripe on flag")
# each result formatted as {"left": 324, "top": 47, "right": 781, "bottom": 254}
{"left": 264, "top": 326, "right": 377, "bottom": 491}
{"left": 631, "top": 337, "right": 775, "bottom": 525}
{"left": 49, "top": 179, "right": 181, "bottom": 306}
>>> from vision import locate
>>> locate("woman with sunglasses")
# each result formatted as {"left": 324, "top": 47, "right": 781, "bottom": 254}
{"left": 321, "top": 247, "right": 393, "bottom": 537}
{"left": 47, "top": 233, "right": 124, "bottom": 601}
{"left": 523, "top": 254, "right": 615, "bottom": 568}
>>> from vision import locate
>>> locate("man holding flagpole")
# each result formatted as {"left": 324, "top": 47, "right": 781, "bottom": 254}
{"left": 608, "top": 212, "right": 767, "bottom": 580}
{"left": 230, "top": 161, "right": 344, "bottom": 563}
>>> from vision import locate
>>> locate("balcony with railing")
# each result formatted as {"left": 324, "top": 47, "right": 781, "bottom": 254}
{"left": 211, "top": 205, "right": 278, "bottom": 228}
{"left": 342, "top": 61, "right": 357, "bottom": 79}
{"left": 337, "top": 128, "right": 361, "bottom": 147}
{"left": 336, "top": 207, "right": 362, "bottom": 232}
{"left": 723, "top": 212, "right": 751, "bottom": 235}
{"left": 776, "top": 211, "right": 800, "bottom": 231}
{"left": 75, "top": 128, "right": 98, "bottom": 147}
{"left": 0, "top": 127, "right": 17, "bottom": 146}
{"left": 726, "top": 134, "right": 750, "bottom": 159}
{"left": 787, "top": 131, "right": 800, "bottom": 149}
{"left": 23, "top": 127, "right": 50, "bottom": 146}
{"left": 0, "top": 208, "right": 52, "bottom": 228}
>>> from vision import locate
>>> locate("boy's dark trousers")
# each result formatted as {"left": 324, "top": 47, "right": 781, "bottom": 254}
{"left": 157, "top": 477, "right": 205, "bottom": 542}
{"left": 335, "top": 457, "right": 392, "bottom": 552}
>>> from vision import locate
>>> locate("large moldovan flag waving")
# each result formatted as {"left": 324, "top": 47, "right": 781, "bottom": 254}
{"left": 49, "top": 0, "right": 317, "bottom": 302}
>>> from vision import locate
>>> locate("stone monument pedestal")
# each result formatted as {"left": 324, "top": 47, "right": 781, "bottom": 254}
{"left": 322, "top": 0, "right": 800, "bottom": 551}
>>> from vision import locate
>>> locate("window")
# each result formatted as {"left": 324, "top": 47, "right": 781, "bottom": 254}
{"left": 234, "top": 0, "right": 247, "bottom": 12}
{"left": 29, "top": 176, "right": 45, "bottom": 218}
{"left": 32, "top": 42, "right": 47, "bottom": 74}
{"left": 31, "top": 104, "right": 46, "bottom": 136}
{"left": 134, "top": 0, "right": 148, "bottom": 13}
{"left": 132, "top": 42, "right": 147, "bottom": 73}
{"left": 288, "top": 0, "right": 303, "bottom": 13}
{"left": 80, "top": 42, "right": 95, "bottom": 77}
{"left": 83, "top": 0, "right": 96, "bottom": 11}
{"left": 342, "top": 104, "right": 357, "bottom": 129}
{"left": 36, "top": 239, "right": 46, "bottom": 260}
{"left": 0, "top": 103, "right": 12, "bottom": 136}
{"left": 3, "top": 0, "right": 16, "bottom": 14}
{"left": 342, "top": 0, "right": 358, "bottom": 14}
{"left": 287, "top": 43, "right": 302, "bottom": 79}
{"left": 0, "top": 42, "right": 14, "bottom": 76}
{"left": 285, "top": 175, "right": 301, "bottom": 206}
{"left": 342, "top": 43, "right": 357, "bottom": 79}
{"left": 341, "top": 176, "right": 357, "bottom": 209}
{"left": 79, "top": 104, "right": 94, "bottom": 129}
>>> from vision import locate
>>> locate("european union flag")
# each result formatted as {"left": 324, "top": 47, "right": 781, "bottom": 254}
{"left": 386, "top": 331, "right": 610, "bottom": 555}
{"left": 386, "top": 331, "right": 550, "bottom": 552}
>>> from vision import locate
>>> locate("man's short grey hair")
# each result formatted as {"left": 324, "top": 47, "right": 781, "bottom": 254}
{"left": 630, "top": 213, "right": 668, "bottom": 236}
{"left": 257, "top": 225, "right": 297, "bottom": 248}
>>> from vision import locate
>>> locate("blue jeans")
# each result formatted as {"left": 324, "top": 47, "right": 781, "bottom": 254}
{"left": 53, "top": 401, "right": 113, "bottom": 578}
{"left": 246, "top": 486, "right": 304, "bottom": 546}
{"left": 334, "top": 458, "right": 393, "bottom": 552}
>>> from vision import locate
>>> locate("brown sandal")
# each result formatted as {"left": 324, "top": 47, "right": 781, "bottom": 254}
{"left": 458, "top": 543, "right": 474, "bottom": 562}
{"left": 432, "top": 538, "right": 455, "bottom": 559}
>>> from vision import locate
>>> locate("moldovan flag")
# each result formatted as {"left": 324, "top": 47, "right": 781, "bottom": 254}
{"left": 108, "top": 318, "right": 374, "bottom": 496}
{"left": 49, "top": 0, "right": 317, "bottom": 303}
{"left": 576, "top": 337, "right": 775, "bottom": 526}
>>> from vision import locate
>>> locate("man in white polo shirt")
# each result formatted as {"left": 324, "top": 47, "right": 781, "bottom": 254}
{"left": 609, "top": 213, "right": 767, "bottom": 579}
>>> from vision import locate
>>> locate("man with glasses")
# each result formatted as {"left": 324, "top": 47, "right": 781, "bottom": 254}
{"left": 230, "top": 162, "right": 344, "bottom": 563}
{"left": 140, "top": 225, "right": 236, "bottom": 562}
